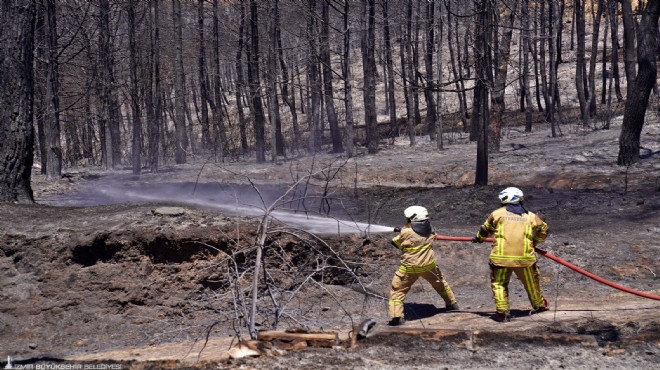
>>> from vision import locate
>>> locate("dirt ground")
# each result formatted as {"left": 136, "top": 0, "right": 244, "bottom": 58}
{"left": 1, "top": 118, "right": 659, "bottom": 369}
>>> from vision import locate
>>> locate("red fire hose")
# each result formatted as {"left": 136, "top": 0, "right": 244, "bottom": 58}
{"left": 434, "top": 234, "right": 660, "bottom": 301}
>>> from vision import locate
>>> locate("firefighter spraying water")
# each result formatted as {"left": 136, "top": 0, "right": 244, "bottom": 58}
{"left": 387, "top": 206, "right": 459, "bottom": 326}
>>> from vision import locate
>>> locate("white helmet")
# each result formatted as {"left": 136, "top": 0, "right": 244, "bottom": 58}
{"left": 498, "top": 187, "right": 524, "bottom": 204}
{"left": 404, "top": 206, "right": 429, "bottom": 222}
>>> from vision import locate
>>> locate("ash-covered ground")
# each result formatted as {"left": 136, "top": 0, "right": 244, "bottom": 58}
{"left": 1, "top": 119, "right": 659, "bottom": 369}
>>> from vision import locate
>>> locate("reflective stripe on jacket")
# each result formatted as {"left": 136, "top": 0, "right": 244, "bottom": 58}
{"left": 392, "top": 226, "right": 437, "bottom": 273}
{"left": 476, "top": 207, "right": 548, "bottom": 267}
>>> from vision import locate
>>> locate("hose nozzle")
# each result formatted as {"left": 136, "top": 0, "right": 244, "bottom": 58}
{"left": 393, "top": 227, "right": 401, "bottom": 233}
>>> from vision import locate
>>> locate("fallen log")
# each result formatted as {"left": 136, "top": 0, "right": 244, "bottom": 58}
{"left": 257, "top": 330, "right": 339, "bottom": 348}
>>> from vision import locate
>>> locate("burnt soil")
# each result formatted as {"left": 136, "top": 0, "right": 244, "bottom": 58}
{"left": 1, "top": 120, "right": 659, "bottom": 369}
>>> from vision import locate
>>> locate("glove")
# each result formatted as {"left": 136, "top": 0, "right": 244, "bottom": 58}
{"left": 393, "top": 227, "right": 401, "bottom": 233}
{"left": 471, "top": 236, "right": 482, "bottom": 243}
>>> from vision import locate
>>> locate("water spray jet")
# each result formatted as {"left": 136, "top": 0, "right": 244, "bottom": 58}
{"left": 40, "top": 182, "right": 399, "bottom": 236}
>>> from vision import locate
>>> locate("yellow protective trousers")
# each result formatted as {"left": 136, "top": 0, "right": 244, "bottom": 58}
{"left": 490, "top": 263, "right": 545, "bottom": 314}
{"left": 388, "top": 265, "right": 456, "bottom": 319}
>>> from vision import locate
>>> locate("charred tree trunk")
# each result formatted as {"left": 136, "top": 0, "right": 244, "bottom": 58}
{"left": 146, "top": 0, "right": 161, "bottom": 172}
{"left": 522, "top": 0, "right": 534, "bottom": 131}
{"left": 44, "top": 0, "right": 62, "bottom": 179}
{"left": 531, "top": 3, "right": 544, "bottom": 112}
{"left": 609, "top": 0, "right": 624, "bottom": 101}
{"left": 539, "top": 0, "right": 551, "bottom": 119}
{"left": 383, "top": 0, "right": 398, "bottom": 141}
{"left": 128, "top": 0, "right": 142, "bottom": 175}
{"left": 601, "top": 6, "right": 609, "bottom": 105}
{"left": 236, "top": 1, "right": 249, "bottom": 154}
{"left": 518, "top": 40, "right": 525, "bottom": 112}
{"left": 34, "top": 8, "right": 47, "bottom": 174}
{"left": 0, "top": 0, "right": 36, "bottom": 203}
{"left": 435, "top": 0, "right": 445, "bottom": 151}
{"left": 548, "top": 0, "right": 559, "bottom": 136}
{"left": 267, "top": 0, "right": 284, "bottom": 160}
{"left": 321, "top": 0, "right": 342, "bottom": 153}
{"left": 272, "top": 0, "right": 285, "bottom": 157}
{"left": 98, "top": 0, "right": 120, "bottom": 169}
{"left": 469, "top": 85, "right": 482, "bottom": 141}
{"left": 424, "top": 0, "right": 437, "bottom": 140}
{"left": 362, "top": 0, "right": 378, "bottom": 153}
{"left": 306, "top": 0, "right": 322, "bottom": 154}
{"left": 404, "top": 1, "right": 416, "bottom": 145}
{"left": 295, "top": 62, "right": 305, "bottom": 115}
{"left": 587, "top": 0, "right": 604, "bottom": 120}
{"left": 108, "top": 80, "right": 122, "bottom": 167}
{"left": 248, "top": 0, "right": 266, "bottom": 162}
{"left": 97, "top": 0, "right": 110, "bottom": 168}
{"left": 575, "top": 0, "right": 589, "bottom": 124}
{"left": 555, "top": 0, "right": 565, "bottom": 64}
{"left": 173, "top": 0, "right": 187, "bottom": 164}
{"left": 489, "top": 0, "right": 517, "bottom": 153}
{"left": 211, "top": 0, "right": 226, "bottom": 158}
{"left": 412, "top": 2, "right": 422, "bottom": 128}
{"left": 198, "top": 0, "right": 211, "bottom": 151}
{"left": 618, "top": 0, "right": 660, "bottom": 165}
{"left": 343, "top": 0, "right": 356, "bottom": 158}
{"left": 184, "top": 82, "right": 197, "bottom": 156}
{"left": 277, "top": 5, "right": 298, "bottom": 152}
{"left": 474, "top": 0, "right": 493, "bottom": 186}
{"left": 83, "top": 41, "right": 95, "bottom": 164}
{"left": 457, "top": 15, "right": 470, "bottom": 125}
{"left": 446, "top": 3, "right": 468, "bottom": 132}
{"left": 621, "top": 0, "right": 636, "bottom": 89}
{"left": 570, "top": 0, "right": 576, "bottom": 50}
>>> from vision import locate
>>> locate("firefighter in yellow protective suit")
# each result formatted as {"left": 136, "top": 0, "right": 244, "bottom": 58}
{"left": 388, "top": 206, "right": 459, "bottom": 326}
{"left": 472, "top": 187, "right": 550, "bottom": 322}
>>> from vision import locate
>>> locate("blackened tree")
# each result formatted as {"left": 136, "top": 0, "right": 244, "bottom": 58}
{"left": 128, "top": 0, "right": 142, "bottom": 175}
{"left": 320, "top": 0, "right": 342, "bottom": 153}
{"left": 306, "top": 0, "right": 322, "bottom": 154}
{"left": 44, "top": 0, "right": 62, "bottom": 180}
{"left": 248, "top": 0, "right": 266, "bottom": 162}
{"left": 0, "top": 0, "right": 37, "bottom": 203}
{"left": 382, "top": 0, "right": 397, "bottom": 142}
{"left": 489, "top": 0, "right": 518, "bottom": 153}
{"left": 342, "top": 0, "right": 356, "bottom": 157}
{"left": 618, "top": 0, "right": 660, "bottom": 165}
{"left": 362, "top": 0, "right": 378, "bottom": 153}
{"left": 474, "top": 0, "right": 493, "bottom": 186}
{"left": 173, "top": 0, "right": 188, "bottom": 164}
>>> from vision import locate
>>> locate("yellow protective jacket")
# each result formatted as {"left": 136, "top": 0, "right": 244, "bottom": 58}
{"left": 391, "top": 225, "right": 437, "bottom": 273}
{"left": 475, "top": 206, "right": 548, "bottom": 267}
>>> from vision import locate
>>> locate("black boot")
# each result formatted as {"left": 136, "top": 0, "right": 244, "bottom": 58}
{"left": 533, "top": 298, "right": 549, "bottom": 313}
{"left": 388, "top": 317, "right": 406, "bottom": 326}
{"left": 494, "top": 312, "right": 511, "bottom": 322}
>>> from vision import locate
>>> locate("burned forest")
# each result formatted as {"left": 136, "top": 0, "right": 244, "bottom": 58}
{"left": 1, "top": 0, "right": 659, "bottom": 369}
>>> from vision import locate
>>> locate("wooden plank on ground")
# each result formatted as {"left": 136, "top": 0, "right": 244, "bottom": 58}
{"left": 377, "top": 328, "right": 468, "bottom": 341}
{"left": 257, "top": 330, "right": 339, "bottom": 348}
